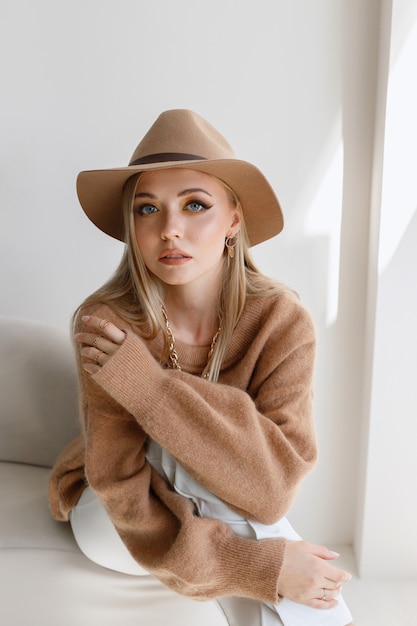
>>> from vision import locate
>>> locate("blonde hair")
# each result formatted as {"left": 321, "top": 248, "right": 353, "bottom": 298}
{"left": 76, "top": 171, "right": 291, "bottom": 381}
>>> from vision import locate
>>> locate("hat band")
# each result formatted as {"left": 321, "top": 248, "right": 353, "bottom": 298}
{"left": 129, "top": 152, "right": 206, "bottom": 166}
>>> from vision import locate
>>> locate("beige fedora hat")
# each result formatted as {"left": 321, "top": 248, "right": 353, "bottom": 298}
{"left": 76, "top": 109, "right": 284, "bottom": 247}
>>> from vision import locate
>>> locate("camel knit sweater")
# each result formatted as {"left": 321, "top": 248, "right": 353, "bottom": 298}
{"left": 48, "top": 290, "right": 317, "bottom": 604}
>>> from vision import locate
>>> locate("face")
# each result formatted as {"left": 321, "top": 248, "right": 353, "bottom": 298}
{"left": 133, "top": 168, "right": 240, "bottom": 291}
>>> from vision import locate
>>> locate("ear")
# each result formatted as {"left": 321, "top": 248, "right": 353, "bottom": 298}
{"left": 227, "top": 211, "right": 241, "bottom": 238}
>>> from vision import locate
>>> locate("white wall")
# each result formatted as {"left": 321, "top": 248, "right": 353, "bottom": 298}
{"left": 1, "top": 0, "right": 415, "bottom": 578}
{"left": 355, "top": 0, "right": 417, "bottom": 578}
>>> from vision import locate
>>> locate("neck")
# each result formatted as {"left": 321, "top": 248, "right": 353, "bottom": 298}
{"left": 163, "top": 287, "right": 220, "bottom": 346}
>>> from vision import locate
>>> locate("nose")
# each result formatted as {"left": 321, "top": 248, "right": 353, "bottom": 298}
{"left": 160, "top": 211, "right": 184, "bottom": 240}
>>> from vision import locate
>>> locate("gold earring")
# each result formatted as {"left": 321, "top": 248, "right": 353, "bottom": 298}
{"left": 225, "top": 235, "right": 238, "bottom": 258}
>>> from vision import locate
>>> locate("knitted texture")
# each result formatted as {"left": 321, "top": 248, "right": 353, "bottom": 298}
{"left": 49, "top": 292, "right": 317, "bottom": 603}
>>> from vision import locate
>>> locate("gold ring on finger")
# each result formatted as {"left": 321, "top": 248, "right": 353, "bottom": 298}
{"left": 94, "top": 350, "right": 101, "bottom": 365}
{"left": 320, "top": 588, "right": 327, "bottom": 601}
{"left": 92, "top": 335, "right": 101, "bottom": 348}
{"left": 99, "top": 319, "right": 110, "bottom": 330}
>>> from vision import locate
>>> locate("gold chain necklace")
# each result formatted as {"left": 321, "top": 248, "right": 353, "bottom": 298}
{"left": 161, "top": 306, "right": 221, "bottom": 378}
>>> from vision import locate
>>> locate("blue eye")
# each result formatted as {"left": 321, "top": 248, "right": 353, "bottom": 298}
{"left": 135, "top": 204, "right": 158, "bottom": 215}
{"left": 185, "top": 201, "right": 210, "bottom": 212}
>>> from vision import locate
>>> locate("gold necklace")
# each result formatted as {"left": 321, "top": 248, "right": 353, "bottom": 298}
{"left": 161, "top": 306, "right": 221, "bottom": 378}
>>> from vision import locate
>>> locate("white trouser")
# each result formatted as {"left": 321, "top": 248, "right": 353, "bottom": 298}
{"left": 70, "top": 486, "right": 149, "bottom": 576}
{"left": 145, "top": 440, "right": 352, "bottom": 626}
{"left": 71, "top": 440, "right": 353, "bottom": 626}
{"left": 70, "top": 487, "right": 283, "bottom": 626}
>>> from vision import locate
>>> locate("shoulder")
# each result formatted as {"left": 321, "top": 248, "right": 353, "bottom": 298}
{"left": 225, "top": 291, "right": 315, "bottom": 369}
{"left": 245, "top": 289, "right": 315, "bottom": 342}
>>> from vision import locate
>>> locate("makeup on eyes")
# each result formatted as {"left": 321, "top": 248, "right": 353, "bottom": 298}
{"left": 134, "top": 188, "right": 214, "bottom": 215}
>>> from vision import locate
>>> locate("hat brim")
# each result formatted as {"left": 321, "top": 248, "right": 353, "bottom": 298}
{"left": 76, "top": 159, "right": 283, "bottom": 247}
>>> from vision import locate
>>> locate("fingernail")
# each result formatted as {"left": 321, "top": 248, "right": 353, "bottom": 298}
{"left": 82, "top": 315, "right": 90, "bottom": 322}
{"left": 330, "top": 551, "right": 340, "bottom": 557}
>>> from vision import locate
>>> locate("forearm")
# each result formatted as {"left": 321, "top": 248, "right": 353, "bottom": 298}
{"left": 147, "top": 520, "right": 287, "bottom": 603}
{"left": 88, "top": 434, "right": 287, "bottom": 604}
{"left": 82, "top": 395, "right": 286, "bottom": 603}
{"left": 93, "top": 332, "right": 317, "bottom": 524}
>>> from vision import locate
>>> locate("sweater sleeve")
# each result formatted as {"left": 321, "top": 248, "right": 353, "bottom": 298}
{"left": 92, "top": 296, "right": 317, "bottom": 526}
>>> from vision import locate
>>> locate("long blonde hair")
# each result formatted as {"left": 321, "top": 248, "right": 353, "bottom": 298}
{"left": 76, "top": 171, "right": 290, "bottom": 381}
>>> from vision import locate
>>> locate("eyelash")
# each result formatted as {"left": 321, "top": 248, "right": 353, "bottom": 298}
{"left": 134, "top": 204, "right": 158, "bottom": 216}
{"left": 134, "top": 200, "right": 212, "bottom": 215}
{"left": 185, "top": 200, "right": 212, "bottom": 212}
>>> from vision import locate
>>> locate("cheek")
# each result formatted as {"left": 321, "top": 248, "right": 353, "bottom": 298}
{"left": 198, "top": 215, "right": 230, "bottom": 241}
{"left": 134, "top": 221, "right": 149, "bottom": 251}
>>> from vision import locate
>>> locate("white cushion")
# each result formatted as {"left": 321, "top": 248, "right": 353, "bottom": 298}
{"left": 0, "top": 318, "right": 227, "bottom": 625}
{"left": 0, "top": 317, "right": 79, "bottom": 467}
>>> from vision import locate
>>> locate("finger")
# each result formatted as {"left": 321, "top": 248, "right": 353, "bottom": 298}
{"left": 324, "top": 565, "right": 352, "bottom": 584}
{"left": 82, "top": 361, "right": 100, "bottom": 375}
{"left": 75, "top": 333, "right": 120, "bottom": 357}
{"left": 309, "top": 597, "right": 340, "bottom": 610}
{"left": 306, "top": 543, "right": 351, "bottom": 583}
{"left": 81, "top": 316, "right": 126, "bottom": 344}
{"left": 322, "top": 581, "right": 343, "bottom": 592}
{"left": 309, "top": 543, "right": 341, "bottom": 561}
{"left": 80, "top": 346, "right": 110, "bottom": 366}
{"left": 301, "top": 586, "right": 341, "bottom": 610}
{"left": 74, "top": 332, "right": 101, "bottom": 347}
{"left": 317, "top": 586, "right": 342, "bottom": 601}
{"left": 81, "top": 315, "right": 126, "bottom": 344}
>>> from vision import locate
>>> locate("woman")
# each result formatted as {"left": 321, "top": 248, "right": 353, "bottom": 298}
{"left": 49, "top": 109, "right": 353, "bottom": 625}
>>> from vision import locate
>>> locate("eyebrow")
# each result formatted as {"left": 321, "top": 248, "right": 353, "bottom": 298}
{"left": 135, "top": 191, "right": 158, "bottom": 199}
{"left": 135, "top": 188, "right": 213, "bottom": 199}
{"left": 178, "top": 188, "right": 213, "bottom": 197}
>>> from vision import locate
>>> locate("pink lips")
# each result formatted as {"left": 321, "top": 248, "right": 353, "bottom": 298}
{"left": 159, "top": 249, "right": 192, "bottom": 265}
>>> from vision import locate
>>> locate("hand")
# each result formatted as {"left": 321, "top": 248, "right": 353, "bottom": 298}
{"left": 278, "top": 540, "right": 352, "bottom": 609}
{"left": 74, "top": 315, "right": 126, "bottom": 374}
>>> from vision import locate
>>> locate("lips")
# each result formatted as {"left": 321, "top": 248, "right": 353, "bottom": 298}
{"left": 159, "top": 249, "right": 192, "bottom": 264}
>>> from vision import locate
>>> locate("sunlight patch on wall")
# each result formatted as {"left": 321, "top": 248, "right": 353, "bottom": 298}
{"left": 304, "top": 143, "right": 344, "bottom": 325}
{"left": 378, "top": 18, "right": 417, "bottom": 274}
